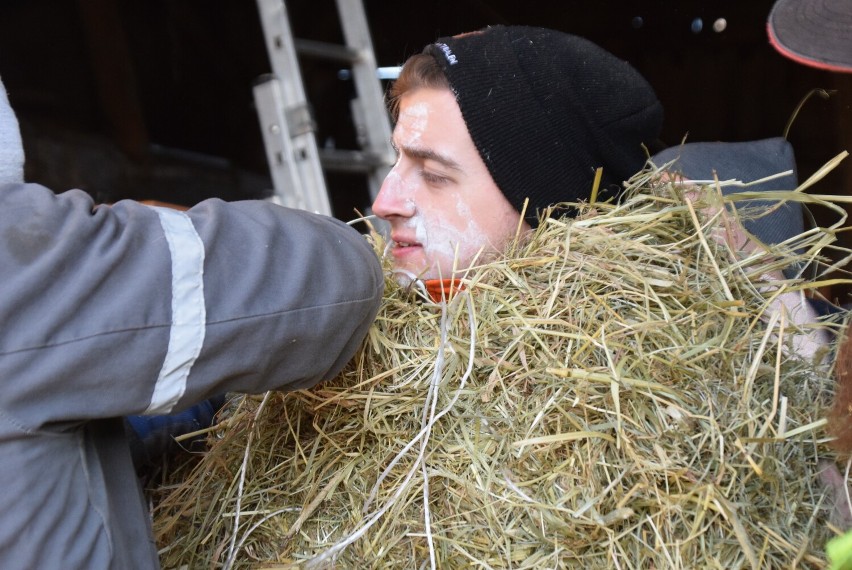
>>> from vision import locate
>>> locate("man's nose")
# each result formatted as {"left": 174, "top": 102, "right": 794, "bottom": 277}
{"left": 371, "top": 167, "right": 415, "bottom": 220}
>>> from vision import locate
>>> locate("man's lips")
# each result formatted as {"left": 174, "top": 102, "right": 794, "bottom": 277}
{"left": 389, "top": 238, "right": 422, "bottom": 258}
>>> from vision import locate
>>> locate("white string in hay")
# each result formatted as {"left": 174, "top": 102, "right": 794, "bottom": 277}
{"left": 305, "top": 290, "right": 478, "bottom": 568}
{"left": 224, "top": 390, "right": 273, "bottom": 570}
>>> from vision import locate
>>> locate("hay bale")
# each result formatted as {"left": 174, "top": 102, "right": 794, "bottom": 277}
{"left": 152, "top": 166, "right": 850, "bottom": 569}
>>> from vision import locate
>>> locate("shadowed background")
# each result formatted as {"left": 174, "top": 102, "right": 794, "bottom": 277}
{"left": 1, "top": 0, "right": 850, "bottom": 299}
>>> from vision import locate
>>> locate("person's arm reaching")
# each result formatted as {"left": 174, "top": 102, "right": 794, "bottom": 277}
{"left": 0, "top": 182, "right": 383, "bottom": 430}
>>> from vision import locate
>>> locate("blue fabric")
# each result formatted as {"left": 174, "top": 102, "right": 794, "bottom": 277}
{"left": 653, "top": 138, "right": 806, "bottom": 279}
{"left": 125, "top": 394, "right": 227, "bottom": 470}
{"left": 653, "top": 138, "right": 803, "bottom": 248}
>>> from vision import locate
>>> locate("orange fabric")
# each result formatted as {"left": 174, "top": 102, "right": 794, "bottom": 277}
{"left": 140, "top": 200, "right": 189, "bottom": 211}
{"left": 829, "top": 327, "right": 852, "bottom": 456}
{"left": 423, "top": 279, "right": 464, "bottom": 303}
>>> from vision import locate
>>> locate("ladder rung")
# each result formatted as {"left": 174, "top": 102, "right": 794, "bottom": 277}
{"left": 319, "top": 148, "right": 393, "bottom": 173}
{"left": 254, "top": 0, "right": 395, "bottom": 211}
{"left": 294, "top": 38, "right": 359, "bottom": 63}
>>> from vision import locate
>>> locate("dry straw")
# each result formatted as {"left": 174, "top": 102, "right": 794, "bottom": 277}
{"left": 152, "top": 158, "right": 852, "bottom": 569}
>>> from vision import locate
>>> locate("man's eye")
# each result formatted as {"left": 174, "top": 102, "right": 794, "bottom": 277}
{"left": 421, "top": 171, "right": 449, "bottom": 185}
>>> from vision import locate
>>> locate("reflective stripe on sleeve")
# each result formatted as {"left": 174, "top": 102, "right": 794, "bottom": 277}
{"left": 145, "top": 207, "right": 207, "bottom": 415}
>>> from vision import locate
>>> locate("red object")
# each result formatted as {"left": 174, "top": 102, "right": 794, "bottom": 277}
{"left": 829, "top": 328, "right": 852, "bottom": 456}
{"left": 423, "top": 279, "right": 464, "bottom": 302}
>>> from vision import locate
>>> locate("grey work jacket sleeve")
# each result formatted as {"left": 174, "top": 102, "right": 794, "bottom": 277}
{"left": 0, "top": 182, "right": 384, "bottom": 430}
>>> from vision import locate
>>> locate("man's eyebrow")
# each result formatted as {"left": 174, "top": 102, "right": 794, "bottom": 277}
{"left": 395, "top": 141, "right": 463, "bottom": 172}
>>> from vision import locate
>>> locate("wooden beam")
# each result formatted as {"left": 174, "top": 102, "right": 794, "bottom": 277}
{"left": 76, "top": 0, "right": 149, "bottom": 161}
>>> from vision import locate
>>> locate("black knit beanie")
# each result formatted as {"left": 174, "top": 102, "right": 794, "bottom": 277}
{"left": 423, "top": 25, "right": 664, "bottom": 226}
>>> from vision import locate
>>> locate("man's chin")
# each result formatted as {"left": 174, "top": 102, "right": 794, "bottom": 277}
{"left": 389, "top": 267, "right": 424, "bottom": 287}
{"left": 389, "top": 265, "right": 437, "bottom": 287}
{"left": 392, "top": 272, "right": 416, "bottom": 287}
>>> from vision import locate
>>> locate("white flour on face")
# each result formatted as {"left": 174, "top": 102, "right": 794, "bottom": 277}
{"left": 391, "top": 96, "right": 508, "bottom": 278}
{"left": 381, "top": 102, "right": 422, "bottom": 212}
{"left": 384, "top": 102, "right": 429, "bottom": 211}
{"left": 399, "top": 102, "right": 428, "bottom": 147}
{"left": 412, "top": 192, "right": 489, "bottom": 278}
{"left": 381, "top": 169, "right": 417, "bottom": 212}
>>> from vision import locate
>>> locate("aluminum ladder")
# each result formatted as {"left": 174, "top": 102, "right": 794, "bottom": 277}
{"left": 253, "top": 0, "right": 395, "bottom": 216}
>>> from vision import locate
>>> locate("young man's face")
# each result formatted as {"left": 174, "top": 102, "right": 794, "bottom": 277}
{"left": 372, "top": 88, "right": 530, "bottom": 283}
